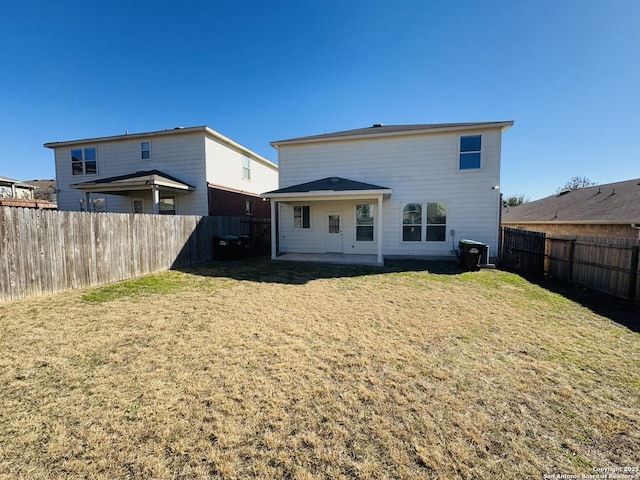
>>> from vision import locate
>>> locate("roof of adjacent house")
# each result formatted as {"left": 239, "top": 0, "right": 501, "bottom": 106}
{"left": 271, "top": 121, "right": 514, "bottom": 147}
{"left": 70, "top": 170, "right": 195, "bottom": 193}
{"left": 263, "top": 177, "right": 390, "bottom": 196}
{"left": 44, "top": 126, "right": 277, "bottom": 169}
{"left": 0, "top": 176, "right": 36, "bottom": 188}
{"left": 502, "top": 178, "right": 640, "bottom": 224}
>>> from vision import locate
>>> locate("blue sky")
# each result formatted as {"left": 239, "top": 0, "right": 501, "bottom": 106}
{"left": 0, "top": 0, "right": 638, "bottom": 200}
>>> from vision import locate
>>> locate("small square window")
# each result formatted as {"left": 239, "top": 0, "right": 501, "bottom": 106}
{"left": 71, "top": 147, "right": 98, "bottom": 175}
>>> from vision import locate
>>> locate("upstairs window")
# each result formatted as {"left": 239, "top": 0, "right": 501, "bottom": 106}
{"left": 141, "top": 141, "right": 151, "bottom": 160}
{"left": 459, "top": 135, "right": 481, "bottom": 170}
{"left": 355, "top": 204, "right": 375, "bottom": 241}
{"left": 294, "top": 205, "right": 310, "bottom": 228}
{"left": 242, "top": 156, "right": 251, "bottom": 180}
{"left": 71, "top": 147, "right": 97, "bottom": 175}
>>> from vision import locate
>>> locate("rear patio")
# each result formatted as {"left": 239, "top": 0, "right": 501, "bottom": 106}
{"left": 274, "top": 253, "right": 382, "bottom": 266}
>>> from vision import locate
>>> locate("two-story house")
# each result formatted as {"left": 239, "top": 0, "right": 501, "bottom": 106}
{"left": 263, "top": 121, "right": 513, "bottom": 265}
{"left": 45, "top": 126, "right": 278, "bottom": 217}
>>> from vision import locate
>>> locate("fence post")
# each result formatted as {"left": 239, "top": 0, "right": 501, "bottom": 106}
{"left": 628, "top": 245, "right": 639, "bottom": 301}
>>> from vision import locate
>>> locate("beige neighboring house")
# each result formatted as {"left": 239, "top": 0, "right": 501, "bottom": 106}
{"left": 0, "top": 176, "right": 36, "bottom": 199}
{"left": 0, "top": 176, "right": 56, "bottom": 209}
{"left": 502, "top": 178, "right": 640, "bottom": 240}
{"left": 44, "top": 126, "right": 278, "bottom": 217}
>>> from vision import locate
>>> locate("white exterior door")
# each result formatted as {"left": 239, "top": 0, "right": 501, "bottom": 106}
{"left": 326, "top": 213, "right": 343, "bottom": 253}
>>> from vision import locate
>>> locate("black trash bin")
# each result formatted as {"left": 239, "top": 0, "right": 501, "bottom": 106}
{"left": 214, "top": 235, "right": 239, "bottom": 261}
{"left": 458, "top": 239, "right": 486, "bottom": 270}
{"left": 238, "top": 234, "right": 251, "bottom": 259}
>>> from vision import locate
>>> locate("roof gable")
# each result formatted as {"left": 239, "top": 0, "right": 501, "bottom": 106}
{"left": 502, "top": 178, "right": 640, "bottom": 224}
{"left": 264, "top": 177, "right": 390, "bottom": 195}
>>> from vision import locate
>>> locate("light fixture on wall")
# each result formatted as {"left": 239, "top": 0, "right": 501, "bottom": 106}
{"left": 491, "top": 185, "right": 500, "bottom": 190}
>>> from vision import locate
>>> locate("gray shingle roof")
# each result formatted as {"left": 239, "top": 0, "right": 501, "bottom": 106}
{"left": 71, "top": 170, "right": 195, "bottom": 189}
{"left": 271, "top": 121, "right": 513, "bottom": 146}
{"left": 264, "top": 177, "right": 390, "bottom": 195}
{"left": 502, "top": 178, "right": 640, "bottom": 224}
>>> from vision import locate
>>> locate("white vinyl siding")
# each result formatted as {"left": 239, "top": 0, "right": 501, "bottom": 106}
{"left": 204, "top": 137, "right": 277, "bottom": 195}
{"left": 276, "top": 128, "right": 504, "bottom": 258}
{"left": 54, "top": 133, "right": 208, "bottom": 215}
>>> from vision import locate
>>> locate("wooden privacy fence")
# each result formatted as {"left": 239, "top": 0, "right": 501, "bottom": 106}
{"left": 501, "top": 227, "right": 640, "bottom": 302}
{"left": 0, "top": 207, "right": 269, "bottom": 302}
{"left": 500, "top": 227, "right": 546, "bottom": 274}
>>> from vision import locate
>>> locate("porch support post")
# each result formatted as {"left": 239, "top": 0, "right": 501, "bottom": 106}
{"left": 270, "top": 200, "right": 277, "bottom": 260}
{"left": 377, "top": 195, "right": 383, "bottom": 264}
{"left": 152, "top": 185, "right": 160, "bottom": 214}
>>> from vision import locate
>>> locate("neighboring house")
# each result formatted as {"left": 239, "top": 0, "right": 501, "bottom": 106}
{"left": 0, "top": 176, "right": 36, "bottom": 199}
{"left": 263, "top": 121, "right": 513, "bottom": 264}
{"left": 44, "top": 126, "right": 278, "bottom": 217}
{"left": 0, "top": 176, "right": 56, "bottom": 209}
{"left": 502, "top": 178, "right": 640, "bottom": 240}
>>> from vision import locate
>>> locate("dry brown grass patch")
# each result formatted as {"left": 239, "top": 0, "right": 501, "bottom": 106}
{"left": 0, "top": 259, "right": 638, "bottom": 479}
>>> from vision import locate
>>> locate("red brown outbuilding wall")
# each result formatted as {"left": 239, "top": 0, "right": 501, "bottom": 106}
{"left": 207, "top": 185, "right": 270, "bottom": 218}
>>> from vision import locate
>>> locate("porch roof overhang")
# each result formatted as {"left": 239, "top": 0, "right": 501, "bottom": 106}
{"left": 70, "top": 170, "right": 195, "bottom": 195}
{"left": 262, "top": 177, "right": 392, "bottom": 203}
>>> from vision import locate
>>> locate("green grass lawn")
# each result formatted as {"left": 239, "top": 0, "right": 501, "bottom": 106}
{"left": 0, "top": 258, "right": 638, "bottom": 479}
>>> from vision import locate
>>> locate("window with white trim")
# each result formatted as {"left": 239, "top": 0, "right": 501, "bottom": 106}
{"left": 159, "top": 194, "right": 176, "bottom": 215}
{"left": 402, "top": 203, "right": 422, "bottom": 241}
{"left": 71, "top": 147, "right": 97, "bottom": 175}
{"left": 141, "top": 141, "right": 151, "bottom": 160}
{"left": 242, "top": 156, "right": 251, "bottom": 180}
{"left": 426, "top": 202, "right": 447, "bottom": 241}
{"left": 294, "top": 205, "right": 310, "bottom": 228}
{"left": 246, "top": 200, "right": 254, "bottom": 216}
{"left": 355, "top": 204, "right": 374, "bottom": 241}
{"left": 133, "top": 199, "right": 144, "bottom": 214}
{"left": 459, "top": 135, "right": 481, "bottom": 170}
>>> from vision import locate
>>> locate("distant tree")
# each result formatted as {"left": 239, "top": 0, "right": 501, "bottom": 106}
{"left": 556, "top": 176, "right": 596, "bottom": 193}
{"left": 502, "top": 194, "right": 528, "bottom": 207}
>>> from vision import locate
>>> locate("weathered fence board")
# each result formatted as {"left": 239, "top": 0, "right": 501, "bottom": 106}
{"left": 0, "top": 208, "right": 266, "bottom": 302}
{"left": 500, "top": 227, "right": 546, "bottom": 275}
{"left": 502, "top": 227, "right": 640, "bottom": 302}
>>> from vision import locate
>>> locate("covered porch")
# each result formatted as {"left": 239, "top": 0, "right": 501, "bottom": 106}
{"left": 262, "top": 177, "right": 392, "bottom": 265}
{"left": 71, "top": 170, "right": 195, "bottom": 214}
